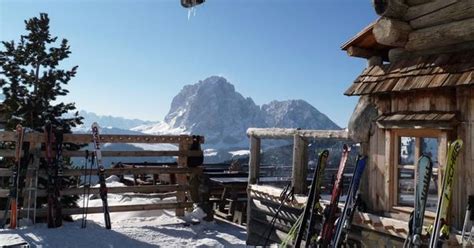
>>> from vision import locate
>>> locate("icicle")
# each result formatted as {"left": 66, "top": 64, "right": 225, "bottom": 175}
{"left": 188, "top": 7, "right": 192, "bottom": 20}
{"left": 187, "top": 0, "right": 197, "bottom": 21}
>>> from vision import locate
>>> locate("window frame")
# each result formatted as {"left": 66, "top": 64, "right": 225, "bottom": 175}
{"left": 390, "top": 129, "right": 448, "bottom": 214}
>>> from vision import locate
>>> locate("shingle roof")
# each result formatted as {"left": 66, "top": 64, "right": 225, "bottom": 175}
{"left": 345, "top": 51, "right": 474, "bottom": 96}
{"left": 376, "top": 111, "right": 459, "bottom": 129}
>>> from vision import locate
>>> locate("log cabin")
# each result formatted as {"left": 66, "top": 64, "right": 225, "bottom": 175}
{"left": 246, "top": 0, "right": 473, "bottom": 246}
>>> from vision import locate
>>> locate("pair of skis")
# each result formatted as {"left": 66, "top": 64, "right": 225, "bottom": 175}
{"left": 44, "top": 122, "right": 64, "bottom": 228}
{"left": 318, "top": 145, "right": 352, "bottom": 248}
{"left": 91, "top": 122, "right": 112, "bottom": 229}
{"left": 319, "top": 148, "right": 368, "bottom": 248}
{"left": 293, "top": 150, "right": 329, "bottom": 248}
{"left": 404, "top": 155, "right": 434, "bottom": 248}
{"left": 403, "top": 139, "right": 463, "bottom": 248}
{"left": 428, "top": 139, "right": 463, "bottom": 248}
{"left": 2, "top": 125, "right": 26, "bottom": 229}
{"left": 331, "top": 155, "right": 368, "bottom": 247}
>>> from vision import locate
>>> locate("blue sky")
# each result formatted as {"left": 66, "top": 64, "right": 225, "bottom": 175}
{"left": 0, "top": 0, "right": 376, "bottom": 127}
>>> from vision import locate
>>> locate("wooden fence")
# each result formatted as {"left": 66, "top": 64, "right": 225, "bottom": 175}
{"left": 0, "top": 131, "right": 204, "bottom": 221}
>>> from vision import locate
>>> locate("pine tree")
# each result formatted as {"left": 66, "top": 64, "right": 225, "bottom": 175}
{"left": 0, "top": 13, "right": 83, "bottom": 218}
{"left": 0, "top": 13, "right": 82, "bottom": 131}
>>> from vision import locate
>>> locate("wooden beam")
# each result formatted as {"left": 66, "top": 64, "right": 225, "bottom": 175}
{"left": 406, "top": 17, "right": 474, "bottom": 51}
{"left": 376, "top": 120, "right": 458, "bottom": 130}
{"left": 388, "top": 48, "right": 409, "bottom": 62}
{"left": 373, "top": 17, "right": 411, "bottom": 47}
{"left": 14, "top": 201, "right": 194, "bottom": 217}
{"left": 248, "top": 136, "right": 261, "bottom": 184}
{"left": 408, "top": 0, "right": 474, "bottom": 29}
{"left": 406, "top": 0, "right": 434, "bottom": 6}
{"left": 0, "top": 185, "right": 190, "bottom": 198}
{"left": 405, "top": 0, "right": 458, "bottom": 21}
{"left": 346, "top": 46, "right": 382, "bottom": 59}
{"left": 0, "top": 149, "right": 203, "bottom": 158}
{"left": 0, "top": 131, "right": 204, "bottom": 144}
{"left": 0, "top": 166, "right": 202, "bottom": 177}
{"left": 373, "top": 0, "right": 409, "bottom": 18}
{"left": 247, "top": 128, "right": 349, "bottom": 140}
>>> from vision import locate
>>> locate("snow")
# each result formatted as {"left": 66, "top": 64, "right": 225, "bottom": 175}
{"left": 0, "top": 177, "right": 247, "bottom": 247}
{"left": 132, "top": 122, "right": 187, "bottom": 136}
{"left": 228, "top": 150, "right": 250, "bottom": 157}
{"left": 204, "top": 149, "right": 218, "bottom": 157}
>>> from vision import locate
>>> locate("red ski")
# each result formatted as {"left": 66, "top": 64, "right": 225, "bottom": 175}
{"left": 318, "top": 144, "right": 350, "bottom": 247}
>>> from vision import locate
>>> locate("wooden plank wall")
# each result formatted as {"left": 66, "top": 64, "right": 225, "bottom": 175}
{"left": 389, "top": 89, "right": 457, "bottom": 113}
{"left": 370, "top": 88, "right": 470, "bottom": 230}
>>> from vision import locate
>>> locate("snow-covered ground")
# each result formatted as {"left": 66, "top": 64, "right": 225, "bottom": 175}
{"left": 0, "top": 177, "right": 247, "bottom": 247}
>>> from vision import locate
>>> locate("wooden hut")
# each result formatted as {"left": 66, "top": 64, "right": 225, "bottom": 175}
{"left": 342, "top": 0, "right": 474, "bottom": 245}
{"left": 246, "top": 0, "right": 473, "bottom": 246}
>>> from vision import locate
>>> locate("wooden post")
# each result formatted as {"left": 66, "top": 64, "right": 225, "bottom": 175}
{"left": 292, "top": 134, "right": 308, "bottom": 194}
{"left": 248, "top": 135, "right": 261, "bottom": 184}
{"left": 176, "top": 137, "right": 189, "bottom": 217}
{"left": 384, "top": 130, "right": 394, "bottom": 211}
{"left": 437, "top": 132, "right": 448, "bottom": 193}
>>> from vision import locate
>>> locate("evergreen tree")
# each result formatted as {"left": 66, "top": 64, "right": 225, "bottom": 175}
{"left": 0, "top": 13, "right": 82, "bottom": 131}
{"left": 0, "top": 13, "right": 83, "bottom": 218}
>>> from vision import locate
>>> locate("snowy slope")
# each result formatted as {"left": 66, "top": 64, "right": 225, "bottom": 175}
{"left": 0, "top": 177, "right": 246, "bottom": 247}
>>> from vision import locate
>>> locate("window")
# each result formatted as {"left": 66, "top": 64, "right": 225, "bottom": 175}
{"left": 393, "top": 130, "right": 446, "bottom": 212}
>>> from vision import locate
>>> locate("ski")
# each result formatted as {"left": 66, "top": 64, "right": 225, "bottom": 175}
{"left": 91, "top": 122, "right": 112, "bottom": 229}
{"left": 461, "top": 195, "right": 474, "bottom": 247}
{"left": 261, "top": 182, "right": 294, "bottom": 246}
{"left": 318, "top": 144, "right": 350, "bottom": 247}
{"left": 53, "top": 129, "right": 64, "bottom": 227}
{"left": 45, "top": 121, "right": 60, "bottom": 228}
{"left": 294, "top": 150, "right": 329, "bottom": 248}
{"left": 332, "top": 155, "right": 368, "bottom": 247}
{"left": 305, "top": 150, "right": 329, "bottom": 247}
{"left": 2, "top": 125, "right": 24, "bottom": 229}
{"left": 429, "top": 139, "right": 463, "bottom": 248}
{"left": 404, "top": 155, "right": 433, "bottom": 248}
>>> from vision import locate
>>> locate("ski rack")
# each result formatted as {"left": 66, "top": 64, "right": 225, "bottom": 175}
{"left": 0, "top": 131, "right": 204, "bottom": 220}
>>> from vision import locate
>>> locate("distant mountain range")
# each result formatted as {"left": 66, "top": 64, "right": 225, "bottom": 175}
{"left": 133, "top": 76, "right": 340, "bottom": 148}
{"left": 76, "top": 110, "right": 154, "bottom": 131}
{"left": 73, "top": 76, "right": 341, "bottom": 162}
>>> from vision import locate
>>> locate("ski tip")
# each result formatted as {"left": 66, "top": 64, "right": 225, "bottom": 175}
{"left": 15, "top": 124, "right": 22, "bottom": 131}
{"left": 343, "top": 144, "right": 351, "bottom": 152}
{"left": 452, "top": 139, "right": 463, "bottom": 149}
{"left": 91, "top": 122, "right": 99, "bottom": 128}
{"left": 319, "top": 150, "right": 329, "bottom": 157}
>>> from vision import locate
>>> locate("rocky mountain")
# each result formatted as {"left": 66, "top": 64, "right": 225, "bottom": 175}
{"left": 163, "top": 76, "right": 266, "bottom": 147}
{"left": 138, "top": 76, "right": 341, "bottom": 149}
{"left": 262, "top": 100, "right": 340, "bottom": 130}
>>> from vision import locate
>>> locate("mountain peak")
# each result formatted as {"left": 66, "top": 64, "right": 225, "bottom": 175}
{"left": 262, "top": 100, "right": 340, "bottom": 130}
{"left": 161, "top": 76, "right": 340, "bottom": 147}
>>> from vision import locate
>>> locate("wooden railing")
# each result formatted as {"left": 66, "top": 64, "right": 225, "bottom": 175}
{"left": 0, "top": 131, "right": 204, "bottom": 220}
